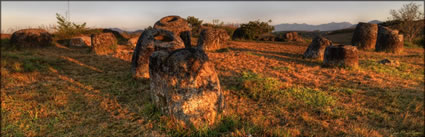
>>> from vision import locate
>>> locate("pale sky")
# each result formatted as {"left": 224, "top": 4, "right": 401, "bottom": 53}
{"left": 1, "top": 1, "right": 423, "bottom": 33}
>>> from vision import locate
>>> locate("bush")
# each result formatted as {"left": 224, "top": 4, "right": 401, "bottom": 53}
{"left": 232, "top": 20, "right": 274, "bottom": 40}
{"left": 413, "top": 35, "right": 424, "bottom": 47}
{"left": 187, "top": 16, "right": 203, "bottom": 37}
{"left": 54, "top": 13, "right": 88, "bottom": 39}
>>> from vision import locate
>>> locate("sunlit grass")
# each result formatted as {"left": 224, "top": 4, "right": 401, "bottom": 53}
{"left": 1, "top": 38, "right": 423, "bottom": 137}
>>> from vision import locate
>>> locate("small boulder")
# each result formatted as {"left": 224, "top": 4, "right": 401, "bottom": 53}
{"left": 232, "top": 28, "right": 247, "bottom": 40}
{"left": 197, "top": 28, "right": 230, "bottom": 51}
{"left": 351, "top": 22, "right": 378, "bottom": 50}
{"left": 154, "top": 15, "right": 192, "bottom": 48}
{"left": 378, "top": 59, "right": 400, "bottom": 66}
{"left": 149, "top": 48, "right": 224, "bottom": 129}
{"left": 258, "top": 34, "right": 276, "bottom": 41}
{"left": 91, "top": 32, "right": 118, "bottom": 55}
{"left": 131, "top": 28, "right": 185, "bottom": 79}
{"left": 303, "top": 36, "right": 332, "bottom": 60}
{"left": 10, "top": 29, "right": 53, "bottom": 48}
{"left": 102, "top": 29, "right": 129, "bottom": 45}
{"left": 375, "top": 26, "right": 404, "bottom": 53}
{"left": 69, "top": 36, "right": 91, "bottom": 47}
{"left": 282, "top": 32, "right": 303, "bottom": 42}
{"left": 323, "top": 45, "right": 359, "bottom": 68}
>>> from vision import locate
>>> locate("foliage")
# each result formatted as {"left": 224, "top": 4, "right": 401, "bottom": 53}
{"left": 186, "top": 16, "right": 203, "bottom": 36}
{"left": 388, "top": 2, "right": 424, "bottom": 42}
{"left": 234, "top": 20, "right": 274, "bottom": 40}
{"left": 412, "top": 35, "right": 424, "bottom": 47}
{"left": 55, "top": 13, "right": 87, "bottom": 39}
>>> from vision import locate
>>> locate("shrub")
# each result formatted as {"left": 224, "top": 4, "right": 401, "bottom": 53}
{"left": 54, "top": 13, "right": 88, "bottom": 39}
{"left": 404, "top": 41, "right": 421, "bottom": 48}
{"left": 232, "top": 20, "right": 274, "bottom": 40}
{"left": 187, "top": 16, "right": 203, "bottom": 36}
{"left": 412, "top": 35, "right": 424, "bottom": 47}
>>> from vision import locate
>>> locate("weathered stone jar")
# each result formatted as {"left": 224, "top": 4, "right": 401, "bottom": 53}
{"left": 303, "top": 36, "right": 332, "bottom": 60}
{"left": 351, "top": 22, "right": 378, "bottom": 50}
{"left": 149, "top": 48, "right": 224, "bottom": 129}
{"left": 323, "top": 45, "right": 359, "bottom": 68}
{"left": 375, "top": 26, "right": 404, "bottom": 53}
{"left": 197, "top": 28, "right": 230, "bottom": 51}
{"left": 91, "top": 32, "right": 118, "bottom": 55}
{"left": 10, "top": 29, "right": 53, "bottom": 48}
{"left": 131, "top": 28, "right": 185, "bottom": 79}
{"left": 154, "top": 15, "right": 192, "bottom": 48}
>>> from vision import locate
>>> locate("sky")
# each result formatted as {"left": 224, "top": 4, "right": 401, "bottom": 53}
{"left": 1, "top": 1, "right": 424, "bottom": 33}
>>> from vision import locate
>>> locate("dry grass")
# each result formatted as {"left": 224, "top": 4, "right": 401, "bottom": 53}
{"left": 1, "top": 38, "right": 424, "bottom": 136}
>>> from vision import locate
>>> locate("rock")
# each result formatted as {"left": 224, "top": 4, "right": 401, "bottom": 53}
{"left": 232, "top": 28, "right": 247, "bottom": 40}
{"left": 375, "top": 26, "right": 404, "bottom": 53}
{"left": 10, "top": 29, "right": 53, "bottom": 48}
{"left": 91, "top": 32, "right": 118, "bottom": 55}
{"left": 114, "top": 45, "right": 134, "bottom": 62}
{"left": 149, "top": 48, "right": 224, "bottom": 129}
{"left": 303, "top": 36, "right": 332, "bottom": 60}
{"left": 351, "top": 22, "right": 378, "bottom": 50}
{"left": 323, "top": 45, "right": 359, "bottom": 68}
{"left": 378, "top": 59, "right": 400, "bottom": 66}
{"left": 197, "top": 28, "right": 230, "bottom": 51}
{"left": 102, "top": 29, "right": 129, "bottom": 45}
{"left": 131, "top": 28, "right": 185, "bottom": 79}
{"left": 154, "top": 15, "right": 192, "bottom": 48}
{"left": 282, "top": 32, "right": 303, "bottom": 42}
{"left": 258, "top": 34, "right": 276, "bottom": 41}
{"left": 127, "top": 37, "right": 139, "bottom": 47}
{"left": 69, "top": 36, "right": 91, "bottom": 47}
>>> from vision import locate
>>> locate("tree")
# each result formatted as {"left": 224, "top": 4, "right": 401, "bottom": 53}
{"left": 186, "top": 16, "right": 203, "bottom": 35}
{"left": 388, "top": 2, "right": 424, "bottom": 42}
{"left": 55, "top": 13, "right": 87, "bottom": 38}
{"left": 212, "top": 19, "right": 224, "bottom": 27}
{"left": 237, "top": 20, "right": 274, "bottom": 40}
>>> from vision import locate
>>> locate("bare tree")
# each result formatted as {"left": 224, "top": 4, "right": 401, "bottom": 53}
{"left": 389, "top": 2, "right": 424, "bottom": 42}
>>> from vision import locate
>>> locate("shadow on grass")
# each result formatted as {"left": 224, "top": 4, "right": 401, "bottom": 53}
{"left": 228, "top": 47, "right": 322, "bottom": 67}
{"left": 1, "top": 43, "right": 160, "bottom": 136}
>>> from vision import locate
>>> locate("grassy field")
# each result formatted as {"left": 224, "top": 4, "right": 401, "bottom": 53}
{"left": 1, "top": 38, "right": 424, "bottom": 136}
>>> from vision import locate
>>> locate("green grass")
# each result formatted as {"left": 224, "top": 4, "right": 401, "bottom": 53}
{"left": 236, "top": 71, "right": 336, "bottom": 113}
{"left": 328, "top": 86, "right": 355, "bottom": 95}
{"left": 1, "top": 51, "right": 59, "bottom": 73}
{"left": 359, "top": 59, "right": 422, "bottom": 80}
{"left": 237, "top": 71, "right": 282, "bottom": 101}
{"left": 271, "top": 66, "right": 292, "bottom": 71}
{"left": 404, "top": 41, "right": 422, "bottom": 48}
{"left": 215, "top": 48, "right": 230, "bottom": 53}
{"left": 285, "top": 87, "right": 336, "bottom": 108}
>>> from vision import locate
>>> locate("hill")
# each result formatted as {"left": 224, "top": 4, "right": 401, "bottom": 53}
{"left": 274, "top": 20, "right": 382, "bottom": 31}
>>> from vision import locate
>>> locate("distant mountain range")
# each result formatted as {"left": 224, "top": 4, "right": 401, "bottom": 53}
{"left": 108, "top": 28, "right": 144, "bottom": 34}
{"left": 274, "top": 20, "right": 382, "bottom": 31}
